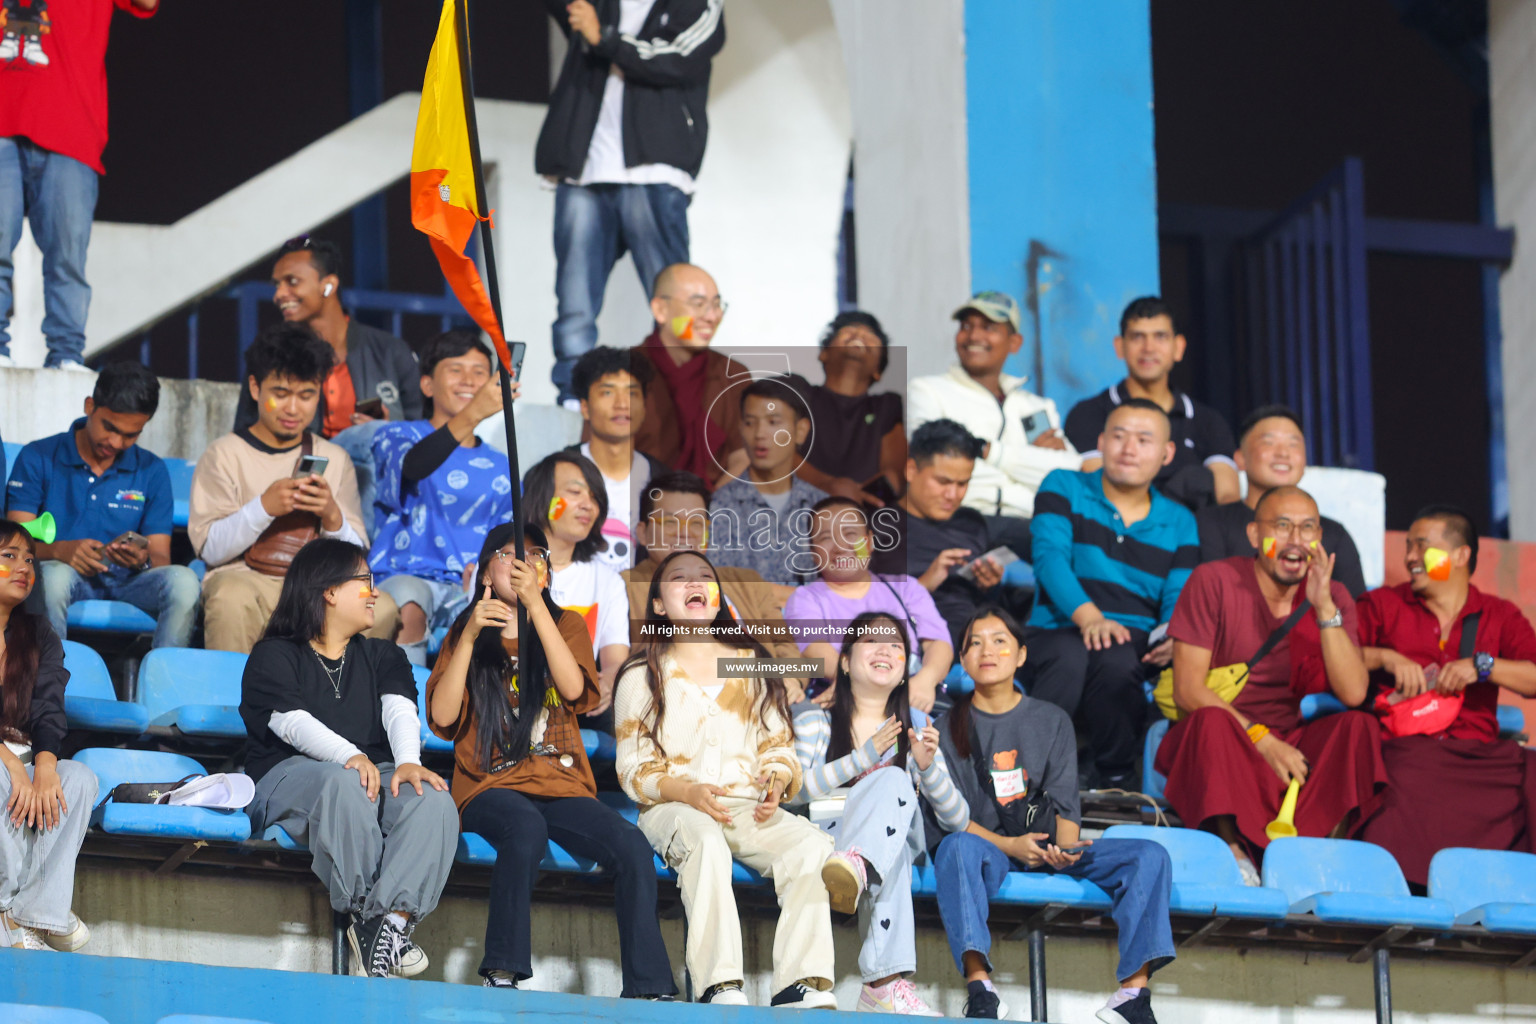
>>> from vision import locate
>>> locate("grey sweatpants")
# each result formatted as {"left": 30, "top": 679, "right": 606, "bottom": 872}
{"left": 824, "top": 766, "right": 923, "bottom": 982}
{"left": 251, "top": 756, "right": 458, "bottom": 921}
{"left": 0, "top": 760, "right": 98, "bottom": 932}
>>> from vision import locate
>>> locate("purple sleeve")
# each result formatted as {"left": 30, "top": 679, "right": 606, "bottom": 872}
{"left": 901, "top": 577, "right": 951, "bottom": 645}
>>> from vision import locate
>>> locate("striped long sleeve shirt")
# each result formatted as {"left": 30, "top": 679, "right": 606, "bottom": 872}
{"left": 792, "top": 706, "right": 971, "bottom": 833}
{"left": 1026, "top": 468, "right": 1200, "bottom": 634}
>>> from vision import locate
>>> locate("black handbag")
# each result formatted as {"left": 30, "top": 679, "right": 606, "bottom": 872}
{"left": 109, "top": 774, "right": 202, "bottom": 805}
{"left": 967, "top": 717, "right": 1058, "bottom": 846}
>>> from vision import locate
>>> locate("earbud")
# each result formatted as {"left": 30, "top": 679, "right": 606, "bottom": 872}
{"left": 323, "top": 283, "right": 334, "bottom": 297}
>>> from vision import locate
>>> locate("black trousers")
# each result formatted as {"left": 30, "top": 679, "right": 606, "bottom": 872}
{"left": 460, "top": 788, "right": 676, "bottom": 996}
{"left": 1021, "top": 626, "right": 1150, "bottom": 781}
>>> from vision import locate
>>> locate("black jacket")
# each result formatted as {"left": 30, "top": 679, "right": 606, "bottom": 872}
{"left": 535, "top": 0, "right": 724, "bottom": 181}
{"left": 234, "top": 320, "right": 423, "bottom": 437}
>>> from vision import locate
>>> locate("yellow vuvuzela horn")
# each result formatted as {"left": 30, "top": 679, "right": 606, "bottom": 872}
{"left": 20, "top": 512, "right": 55, "bottom": 545}
{"left": 1265, "top": 777, "right": 1301, "bottom": 840}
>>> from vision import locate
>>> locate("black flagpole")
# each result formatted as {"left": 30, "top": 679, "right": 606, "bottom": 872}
{"left": 453, "top": 0, "right": 524, "bottom": 563}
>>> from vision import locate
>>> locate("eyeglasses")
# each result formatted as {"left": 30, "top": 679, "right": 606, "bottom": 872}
{"left": 493, "top": 546, "right": 549, "bottom": 564}
{"left": 1258, "top": 517, "right": 1322, "bottom": 541}
{"left": 659, "top": 295, "right": 728, "bottom": 316}
{"left": 346, "top": 572, "right": 375, "bottom": 590}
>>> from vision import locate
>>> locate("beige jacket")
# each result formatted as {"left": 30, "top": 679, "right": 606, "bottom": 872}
{"left": 614, "top": 650, "right": 801, "bottom": 807}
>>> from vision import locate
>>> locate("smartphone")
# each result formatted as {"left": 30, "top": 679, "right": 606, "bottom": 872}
{"left": 1022, "top": 412, "right": 1053, "bottom": 444}
{"left": 110, "top": 531, "right": 149, "bottom": 550}
{"left": 292, "top": 454, "right": 330, "bottom": 479}
{"left": 954, "top": 545, "right": 1020, "bottom": 583}
{"left": 353, "top": 397, "right": 385, "bottom": 420}
{"left": 507, "top": 341, "right": 526, "bottom": 383}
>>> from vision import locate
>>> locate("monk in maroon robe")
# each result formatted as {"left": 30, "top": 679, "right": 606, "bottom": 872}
{"left": 1155, "top": 486, "right": 1384, "bottom": 881}
{"left": 1355, "top": 505, "right": 1536, "bottom": 887}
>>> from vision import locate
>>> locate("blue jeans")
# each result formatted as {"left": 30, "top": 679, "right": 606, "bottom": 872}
{"left": 933, "top": 832, "right": 1176, "bottom": 984}
{"left": 41, "top": 560, "right": 201, "bottom": 649}
{"left": 551, "top": 182, "right": 691, "bottom": 403}
{"left": 330, "top": 420, "right": 386, "bottom": 539}
{"left": 0, "top": 137, "right": 98, "bottom": 365}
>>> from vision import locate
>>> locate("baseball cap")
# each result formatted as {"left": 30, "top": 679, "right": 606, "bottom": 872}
{"left": 952, "top": 291, "right": 1021, "bottom": 333}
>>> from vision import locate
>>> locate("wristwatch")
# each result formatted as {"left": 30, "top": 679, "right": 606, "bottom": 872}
{"left": 1316, "top": 609, "right": 1344, "bottom": 630}
{"left": 1475, "top": 651, "right": 1495, "bottom": 681}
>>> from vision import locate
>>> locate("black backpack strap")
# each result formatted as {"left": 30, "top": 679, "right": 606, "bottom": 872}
{"left": 1458, "top": 611, "right": 1482, "bottom": 661}
{"left": 1247, "top": 599, "right": 1312, "bottom": 671}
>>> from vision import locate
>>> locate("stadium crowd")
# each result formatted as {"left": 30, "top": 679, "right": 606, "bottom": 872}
{"left": 1, "top": 2, "right": 1534, "bottom": 1023}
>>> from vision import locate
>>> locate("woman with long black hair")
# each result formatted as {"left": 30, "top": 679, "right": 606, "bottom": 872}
{"left": 427, "top": 522, "right": 675, "bottom": 996}
{"left": 614, "top": 549, "right": 836, "bottom": 1009}
{"left": 793, "top": 611, "right": 968, "bottom": 1015}
{"left": 239, "top": 538, "right": 457, "bottom": 979}
{"left": 0, "top": 520, "right": 97, "bottom": 951}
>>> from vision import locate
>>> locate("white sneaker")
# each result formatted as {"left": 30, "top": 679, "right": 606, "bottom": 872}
{"left": 22, "top": 38, "right": 47, "bottom": 66}
{"left": 701, "top": 982, "right": 749, "bottom": 1006}
{"left": 44, "top": 913, "right": 90, "bottom": 952}
{"left": 52, "top": 360, "right": 91, "bottom": 373}
{"left": 0, "top": 34, "right": 18, "bottom": 61}
{"left": 2, "top": 913, "right": 51, "bottom": 951}
{"left": 772, "top": 981, "right": 838, "bottom": 1010}
{"left": 857, "top": 978, "right": 942, "bottom": 1015}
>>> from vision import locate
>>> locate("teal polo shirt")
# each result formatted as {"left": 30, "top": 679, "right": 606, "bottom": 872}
{"left": 5, "top": 419, "right": 175, "bottom": 550}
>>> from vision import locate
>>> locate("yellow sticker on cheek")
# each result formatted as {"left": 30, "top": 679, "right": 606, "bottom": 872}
{"left": 670, "top": 315, "right": 695, "bottom": 341}
{"left": 1309, "top": 540, "right": 1318, "bottom": 549}
{"left": 1262, "top": 536, "right": 1278, "bottom": 559}
{"left": 706, "top": 582, "right": 720, "bottom": 608}
{"left": 265, "top": 397, "right": 278, "bottom": 411}
{"left": 1424, "top": 546, "right": 1452, "bottom": 581}
{"left": 548, "top": 496, "right": 567, "bottom": 521}
{"left": 854, "top": 537, "right": 869, "bottom": 559}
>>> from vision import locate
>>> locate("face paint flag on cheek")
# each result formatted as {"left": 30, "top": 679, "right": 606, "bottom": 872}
{"left": 705, "top": 582, "right": 720, "bottom": 608}
{"left": 1263, "top": 536, "right": 1278, "bottom": 559}
{"left": 854, "top": 537, "right": 870, "bottom": 560}
{"left": 0, "top": 565, "right": 11, "bottom": 578}
{"left": 548, "top": 496, "right": 567, "bottom": 521}
{"left": 670, "top": 315, "right": 695, "bottom": 341}
{"left": 1424, "top": 546, "right": 1453, "bottom": 581}
{"left": 266, "top": 397, "right": 278, "bottom": 411}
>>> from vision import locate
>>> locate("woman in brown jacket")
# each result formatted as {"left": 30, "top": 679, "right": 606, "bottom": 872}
{"left": 427, "top": 522, "right": 675, "bottom": 996}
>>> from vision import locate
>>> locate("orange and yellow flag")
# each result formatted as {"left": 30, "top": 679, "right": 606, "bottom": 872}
{"left": 410, "top": 0, "right": 510, "bottom": 370}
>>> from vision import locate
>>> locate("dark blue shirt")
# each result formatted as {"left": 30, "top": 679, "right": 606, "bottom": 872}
{"left": 1027, "top": 468, "right": 1199, "bottom": 634}
{"left": 5, "top": 419, "right": 175, "bottom": 558}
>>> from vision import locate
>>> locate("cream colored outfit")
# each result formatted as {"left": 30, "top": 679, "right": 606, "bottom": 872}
{"left": 614, "top": 653, "right": 834, "bottom": 993}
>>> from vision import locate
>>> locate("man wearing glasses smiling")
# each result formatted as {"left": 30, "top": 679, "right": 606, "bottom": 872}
{"left": 631, "top": 262, "right": 744, "bottom": 486}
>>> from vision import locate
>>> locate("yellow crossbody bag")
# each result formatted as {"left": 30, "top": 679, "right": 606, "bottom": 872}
{"left": 1152, "top": 600, "right": 1311, "bottom": 722}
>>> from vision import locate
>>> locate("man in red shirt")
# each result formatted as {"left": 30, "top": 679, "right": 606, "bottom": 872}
{"left": 1356, "top": 505, "right": 1536, "bottom": 887}
{"left": 1155, "top": 486, "right": 1384, "bottom": 882}
{"left": 0, "top": 0, "right": 157, "bottom": 370}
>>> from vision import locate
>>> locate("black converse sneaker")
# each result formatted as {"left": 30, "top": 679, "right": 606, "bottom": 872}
{"left": 700, "top": 981, "right": 748, "bottom": 1005}
{"left": 347, "top": 914, "right": 404, "bottom": 978}
{"left": 1097, "top": 988, "right": 1158, "bottom": 1024}
{"left": 770, "top": 980, "right": 838, "bottom": 1010}
{"left": 963, "top": 980, "right": 1009, "bottom": 1019}
{"left": 482, "top": 970, "right": 519, "bottom": 989}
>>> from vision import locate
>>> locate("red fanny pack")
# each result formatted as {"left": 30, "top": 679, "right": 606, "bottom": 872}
{"left": 1373, "top": 611, "right": 1480, "bottom": 739}
{"left": 1373, "top": 690, "right": 1464, "bottom": 738}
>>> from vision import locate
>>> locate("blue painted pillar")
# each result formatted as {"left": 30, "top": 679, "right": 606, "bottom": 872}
{"left": 963, "top": 0, "right": 1159, "bottom": 414}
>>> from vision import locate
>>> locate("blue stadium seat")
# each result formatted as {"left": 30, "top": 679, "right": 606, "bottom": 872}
{"left": 1262, "top": 837, "right": 1454, "bottom": 930}
{"left": 74, "top": 748, "right": 251, "bottom": 843}
{"left": 1498, "top": 703, "right": 1525, "bottom": 736}
{"left": 1428, "top": 848, "right": 1536, "bottom": 935}
{"left": 1142, "top": 718, "right": 1169, "bottom": 802}
{"left": 62, "top": 640, "right": 149, "bottom": 735}
{"left": 412, "top": 666, "right": 453, "bottom": 755}
{"left": 262, "top": 823, "right": 307, "bottom": 852}
{"left": 0, "top": 1005, "right": 113, "bottom": 1024}
{"left": 138, "top": 648, "right": 248, "bottom": 738}
{"left": 158, "top": 1016, "right": 279, "bottom": 1024}
{"left": 1103, "top": 824, "right": 1290, "bottom": 920}
{"left": 2, "top": 441, "right": 21, "bottom": 484}
{"left": 583, "top": 728, "right": 615, "bottom": 763}
{"left": 66, "top": 600, "right": 156, "bottom": 634}
{"left": 162, "top": 456, "right": 195, "bottom": 530}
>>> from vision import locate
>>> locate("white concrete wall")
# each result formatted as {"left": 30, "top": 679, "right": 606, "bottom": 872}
{"left": 0, "top": 367, "right": 239, "bottom": 462}
{"left": 70, "top": 860, "right": 1536, "bottom": 1022}
{"left": 1490, "top": 0, "right": 1536, "bottom": 541}
{"left": 830, "top": 0, "right": 971, "bottom": 381}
